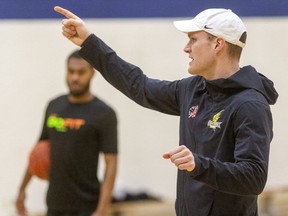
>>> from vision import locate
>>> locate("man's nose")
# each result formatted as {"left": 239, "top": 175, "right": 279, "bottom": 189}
{"left": 71, "top": 73, "right": 80, "bottom": 81}
{"left": 184, "top": 44, "right": 191, "bottom": 53}
{"left": 184, "top": 43, "right": 191, "bottom": 53}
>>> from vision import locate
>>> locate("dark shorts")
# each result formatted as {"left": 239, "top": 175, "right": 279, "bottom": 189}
{"left": 47, "top": 209, "right": 95, "bottom": 216}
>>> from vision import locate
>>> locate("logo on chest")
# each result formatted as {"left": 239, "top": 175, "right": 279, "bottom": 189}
{"left": 47, "top": 114, "right": 85, "bottom": 132}
{"left": 207, "top": 110, "right": 224, "bottom": 130}
{"left": 188, "top": 105, "right": 199, "bottom": 118}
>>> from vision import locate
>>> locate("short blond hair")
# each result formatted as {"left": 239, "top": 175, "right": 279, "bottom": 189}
{"left": 227, "top": 32, "right": 247, "bottom": 60}
{"left": 207, "top": 32, "right": 247, "bottom": 60}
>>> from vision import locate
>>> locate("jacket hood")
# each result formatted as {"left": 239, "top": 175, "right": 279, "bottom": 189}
{"left": 205, "top": 65, "right": 279, "bottom": 105}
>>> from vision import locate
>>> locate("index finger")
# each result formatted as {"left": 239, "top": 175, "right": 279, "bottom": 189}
{"left": 162, "top": 153, "right": 171, "bottom": 159}
{"left": 168, "top": 145, "right": 186, "bottom": 156}
{"left": 54, "top": 6, "right": 79, "bottom": 19}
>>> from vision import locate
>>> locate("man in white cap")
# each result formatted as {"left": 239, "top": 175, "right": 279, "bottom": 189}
{"left": 54, "top": 7, "right": 278, "bottom": 216}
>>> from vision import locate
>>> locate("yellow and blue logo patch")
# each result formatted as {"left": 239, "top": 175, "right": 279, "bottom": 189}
{"left": 207, "top": 110, "right": 224, "bottom": 130}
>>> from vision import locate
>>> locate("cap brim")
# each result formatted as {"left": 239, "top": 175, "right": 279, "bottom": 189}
{"left": 173, "top": 19, "right": 201, "bottom": 33}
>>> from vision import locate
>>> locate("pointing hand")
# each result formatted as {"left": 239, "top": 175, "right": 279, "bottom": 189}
{"left": 54, "top": 6, "right": 91, "bottom": 46}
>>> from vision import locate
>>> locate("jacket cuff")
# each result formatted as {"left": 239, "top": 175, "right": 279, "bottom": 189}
{"left": 190, "top": 153, "right": 202, "bottom": 178}
{"left": 80, "top": 33, "right": 96, "bottom": 47}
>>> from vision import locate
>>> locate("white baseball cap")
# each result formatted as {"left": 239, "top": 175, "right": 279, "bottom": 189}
{"left": 174, "top": 8, "right": 246, "bottom": 48}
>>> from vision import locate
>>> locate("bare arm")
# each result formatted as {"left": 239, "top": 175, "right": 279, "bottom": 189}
{"left": 92, "top": 154, "right": 117, "bottom": 216}
{"left": 15, "top": 167, "right": 33, "bottom": 216}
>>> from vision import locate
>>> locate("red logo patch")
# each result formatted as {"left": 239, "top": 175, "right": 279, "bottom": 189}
{"left": 188, "top": 105, "right": 199, "bottom": 118}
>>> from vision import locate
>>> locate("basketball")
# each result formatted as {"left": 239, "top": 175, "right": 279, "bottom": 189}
{"left": 28, "top": 140, "right": 50, "bottom": 180}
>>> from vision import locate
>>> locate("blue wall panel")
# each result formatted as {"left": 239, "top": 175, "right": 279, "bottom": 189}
{"left": 0, "top": 0, "right": 287, "bottom": 19}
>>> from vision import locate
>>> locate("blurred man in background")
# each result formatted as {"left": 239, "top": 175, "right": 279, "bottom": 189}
{"left": 16, "top": 50, "right": 118, "bottom": 216}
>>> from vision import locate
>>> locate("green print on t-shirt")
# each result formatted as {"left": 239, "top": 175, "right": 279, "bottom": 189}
{"left": 47, "top": 114, "right": 85, "bottom": 132}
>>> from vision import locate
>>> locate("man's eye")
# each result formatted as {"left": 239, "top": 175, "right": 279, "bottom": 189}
{"left": 78, "top": 70, "right": 85, "bottom": 75}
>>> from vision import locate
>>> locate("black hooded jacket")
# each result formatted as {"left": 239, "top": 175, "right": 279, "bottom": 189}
{"left": 80, "top": 34, "right": 279, "bottom": 216}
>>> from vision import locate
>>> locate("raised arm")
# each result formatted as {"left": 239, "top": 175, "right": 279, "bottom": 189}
{"left": 54, "top": 6, "right": 181, "bottom": 115}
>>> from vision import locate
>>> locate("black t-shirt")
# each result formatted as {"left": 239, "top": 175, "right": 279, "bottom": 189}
{"left": 39, "top": 95, "right": 117, "bottom": 211}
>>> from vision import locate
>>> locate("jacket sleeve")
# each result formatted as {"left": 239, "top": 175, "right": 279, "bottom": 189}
{"left": 79, "top": 34, "right": 180, "bottom": 115}
{"left": 190, "top": 101, "right": 273, "bottom": 196}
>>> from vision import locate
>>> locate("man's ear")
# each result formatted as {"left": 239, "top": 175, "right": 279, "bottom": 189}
{"left": 91, "top": 68, "right": 96, "bottom": 76}
{"left": 214, "top": 38, "right": 225, "bottom": 52}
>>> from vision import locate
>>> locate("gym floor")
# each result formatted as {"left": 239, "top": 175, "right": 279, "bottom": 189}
{"left": 258, "top": 187, "right": 288, "bottom": 216}
{"left": 28, "top": 189, "right": 288, "bottom": 216}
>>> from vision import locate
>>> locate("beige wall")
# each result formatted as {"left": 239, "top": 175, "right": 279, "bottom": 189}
{"left": 0, "top": 17, "right": 287, "bottom": 214}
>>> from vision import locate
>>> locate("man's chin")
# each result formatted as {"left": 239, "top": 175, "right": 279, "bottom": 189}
{"left": 188, "top": 70, "right": 196, "bottom": 76}
{"left": 188, "top": 67, "right": 202, "bottom": 76}
{"left": 69, "top": 91, "right": 86, "bottom": 97}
